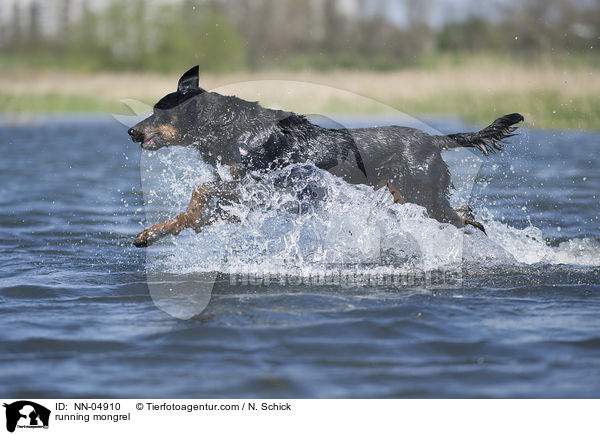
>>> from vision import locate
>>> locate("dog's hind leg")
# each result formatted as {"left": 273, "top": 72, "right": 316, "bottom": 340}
{"left": 376, "top": 180, "right": 406, "bottom": 204}
{"left": 134, "top": 184, "right": 237, "bottom": 247}
{"left": 376, "top": 181, "right": 487, "bottom": 234}
{"left": 387, "top": 181, "right": 406, "bottom": 204}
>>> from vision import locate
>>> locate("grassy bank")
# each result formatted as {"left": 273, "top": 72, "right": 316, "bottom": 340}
{"left": 1, "top": 60, "right": 598, "bottom": 129}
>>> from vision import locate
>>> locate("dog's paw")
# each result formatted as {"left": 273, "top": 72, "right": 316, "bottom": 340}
{"left": 134, "top": 230, "right": 153, "bottom": 247}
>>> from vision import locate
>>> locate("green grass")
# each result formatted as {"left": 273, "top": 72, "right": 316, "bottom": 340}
{"left": 0, "top": 93, "right": 125, "bottom": 113}
{"left": 393, "top": 91, "right": 600, "bottom": 130}
{"left": 1, "top": 90, "right": 598, "bottom": 130}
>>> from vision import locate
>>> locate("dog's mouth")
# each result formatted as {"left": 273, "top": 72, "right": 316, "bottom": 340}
{"left": 141, "top": 136, "right": 162, "bottom": 151}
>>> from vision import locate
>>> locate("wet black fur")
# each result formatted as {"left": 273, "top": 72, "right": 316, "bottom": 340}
{"left": 129, "top": 65, "right": 524, "bottom": 229}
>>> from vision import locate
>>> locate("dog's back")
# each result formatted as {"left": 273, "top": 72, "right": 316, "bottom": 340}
{"left": 265, "top": 113, "right": 522, "bottom": 227}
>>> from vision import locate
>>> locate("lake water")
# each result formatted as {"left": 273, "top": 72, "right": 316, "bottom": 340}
{"left": 0, "top": 115, "right": 599, "bottom": 398}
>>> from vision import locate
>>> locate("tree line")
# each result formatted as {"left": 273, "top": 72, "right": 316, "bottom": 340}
{"left": 1, "top": 0, "right": 598, "bottom": 72}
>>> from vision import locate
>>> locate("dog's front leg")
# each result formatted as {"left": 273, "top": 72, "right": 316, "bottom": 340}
{"left": 185, "top": 184, "right": 240, "bottom": 230}
{"left": 454, "top": 205, "right": 487, "bottom": 235}
{"left": 134, "top": 185, "right": 212, "bottom": 247}
{"left": 134, "top": 212, "right": 188, "bottom": 247}
{"left": 134, "top": 184, "right": 238, "bottom": 247}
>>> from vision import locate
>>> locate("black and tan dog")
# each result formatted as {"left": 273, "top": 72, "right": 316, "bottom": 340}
{"left": 128, "top": 66, "right": 523, "bottom": 247}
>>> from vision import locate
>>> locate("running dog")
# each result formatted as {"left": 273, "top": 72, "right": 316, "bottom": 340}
{"left": 128, "top": 66, "right": 523, "bottom": 247}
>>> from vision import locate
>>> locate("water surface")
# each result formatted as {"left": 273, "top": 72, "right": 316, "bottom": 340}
{"left": 0, "top": 115, "right": 598, "bottom": 397}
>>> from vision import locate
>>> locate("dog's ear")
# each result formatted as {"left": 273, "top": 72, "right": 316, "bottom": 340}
{"left": 178, "top": 65, "right": 200, "bottom": 93}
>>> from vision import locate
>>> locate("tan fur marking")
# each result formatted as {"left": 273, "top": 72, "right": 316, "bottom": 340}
{"left": 155, "top": 124, "right": 180, "bottom": 141}
{"left": 386, "top": 181, "right": 406, "bottom": 204}
{"left": 134, "top": 184, "right": 239, "bottom": 247}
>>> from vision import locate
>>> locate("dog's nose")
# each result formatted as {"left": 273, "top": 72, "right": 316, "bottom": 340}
{"left": 128, "top": 128, "right": 144, "bottom": 143}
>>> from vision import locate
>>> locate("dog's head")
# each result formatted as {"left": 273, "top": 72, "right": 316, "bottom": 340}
{"left": 128, "top": 66, "right": 206, "bottom": 150}
{"left": 128, "top": 65, "right": 281, "bottom": 154}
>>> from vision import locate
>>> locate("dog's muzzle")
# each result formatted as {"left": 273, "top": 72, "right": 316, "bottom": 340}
{"left": 128, "top": 128, "right": 145, "bottom": 143}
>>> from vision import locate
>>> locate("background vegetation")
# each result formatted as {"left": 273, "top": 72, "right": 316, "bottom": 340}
{"left": 0, "top": 0, "right": 598, "bottom": 129}
{"left": 2, "top": 0, "right": 599, "bottom": 72}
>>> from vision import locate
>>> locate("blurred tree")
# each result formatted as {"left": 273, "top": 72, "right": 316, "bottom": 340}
{"left": 438, "top": 17, "right": 502, "bottom": 52}
{"left": 10, "top": 1, "right": 22, "bottom": 51}
{"left": 1, "top": 0, "right": 598, "bottom": 72}
{"left": 62, "top": 0, "right": 245, "bottom": 72}
{"left": 28, "top": 1, "right": 41, "bottom": 47}
{"left": 323, "top": 0, "right": 344, "bottom": 54}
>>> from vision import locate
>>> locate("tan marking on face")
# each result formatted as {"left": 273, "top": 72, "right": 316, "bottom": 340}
{"left": 154, "top": 124, "right": 180, "bottom": 142}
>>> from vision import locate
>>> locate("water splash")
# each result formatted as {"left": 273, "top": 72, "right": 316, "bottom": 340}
{"left": 140, "top": 146, "right": 600, "bottom": 277}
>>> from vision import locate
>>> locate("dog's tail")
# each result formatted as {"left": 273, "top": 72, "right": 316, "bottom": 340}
{"left": 434, "top": 113, "right": 524, "bottom": 156}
